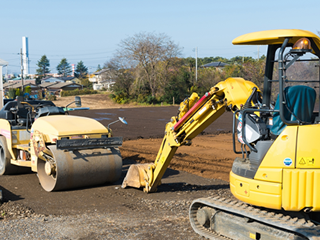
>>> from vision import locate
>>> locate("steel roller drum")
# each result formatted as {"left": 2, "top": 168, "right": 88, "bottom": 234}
{"left": 37, "top": 145, "right": 122, "bottom": 192}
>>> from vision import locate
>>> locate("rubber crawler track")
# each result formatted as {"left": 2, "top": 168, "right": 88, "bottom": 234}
{"left": 189, "top": 196, "right": 320, "bottom": 240}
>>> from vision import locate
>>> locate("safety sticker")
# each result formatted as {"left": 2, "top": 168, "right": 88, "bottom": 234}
{"left": 238, "top": 113, "right": 242, "bottom": 122}
{"left": 284, "top": 158, "right": 292, "bottom": 167}
{"left": 1, "top": 129, "right": 10, "bottom": 139}
{"left": 299, "top": 157, "right": 314, "bottom": 166}
{"left": 299, "top": 158, "right": 306, "bottom": 165}
{"left": 237, "top": 135, "right": 244, "bottom": 144}
{"left": 237, "top": 122, "right": 242, "bottom": 131}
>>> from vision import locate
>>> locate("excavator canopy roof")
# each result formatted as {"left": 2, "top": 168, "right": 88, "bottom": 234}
{"left": 232, "top": 29, "right": 320, "bottom": 50}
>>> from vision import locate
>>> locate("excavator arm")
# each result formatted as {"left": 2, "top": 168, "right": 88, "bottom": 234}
{"left": 122, "top": 77, "right": 260, "bottom": 192}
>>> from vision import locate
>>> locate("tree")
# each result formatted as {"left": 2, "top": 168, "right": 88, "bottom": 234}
{"left": 36, "top": 55, "right": 50, "bottom": 79}
{"left": 75, "top": 60, "right": 88, "bottom": 78}
{"left": 161, "top": 68, "right": 191, "bottom": 103}
{"left": 117, "top": 32, "right": 182, "bottom": 97}
{"left": 105, "top": 57, "right": 134, "bottom": 97}
{"left": 57, "top": 58, "right": 72, "bottom": 77}
{"left": 96, "top": 64, "right": 102, "bottom": 72}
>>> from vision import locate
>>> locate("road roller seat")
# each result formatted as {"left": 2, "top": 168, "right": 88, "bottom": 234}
{"left": 35, "top": 106, "right": 65, "bottom": 118}
{"left": 0, "top": 101, "right": 17, "bottom": 121}
{"left": 271, "top": 85, "right": 316, "bottom": 136}
{"left": 0, "top": 100, "right": 58, "bottom": 126}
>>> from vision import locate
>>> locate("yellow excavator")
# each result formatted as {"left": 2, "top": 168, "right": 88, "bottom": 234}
{"left": 122, "top": 29, "right": 320, "bottom": 239}
{"left": 0, "top": 96, "right": 126, "bottom": 192}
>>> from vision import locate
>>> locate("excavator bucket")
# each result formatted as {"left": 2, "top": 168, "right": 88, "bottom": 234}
{"left": 122, "top": 163, "right": 154, "bottom": 189}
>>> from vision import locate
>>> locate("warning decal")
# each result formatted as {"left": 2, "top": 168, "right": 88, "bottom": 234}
{"left": 298, "top": 157, "right": 315, "bottom": 166}
{"left": 299, "top": 158, "right": 306, "bottom": 165}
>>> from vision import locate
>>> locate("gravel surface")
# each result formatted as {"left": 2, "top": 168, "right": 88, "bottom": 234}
{"left": 0, "top": 106, "right": 236, "bottom": 239}
{"left": 0, "top": 181, "right": 234, "bottom": 240}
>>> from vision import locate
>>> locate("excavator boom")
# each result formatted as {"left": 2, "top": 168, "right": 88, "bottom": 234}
{"left": 122, "top": 77, "right": 259, "bottom": 192}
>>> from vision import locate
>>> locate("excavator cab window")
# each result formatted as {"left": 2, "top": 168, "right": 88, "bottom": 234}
{"left": 233, "top": 37, "right": 320, "bottom": 160}
{"left": 271, "top": 85, "right": 316, "bottom": 136}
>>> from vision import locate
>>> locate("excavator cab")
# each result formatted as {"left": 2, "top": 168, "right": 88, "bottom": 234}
{"left": 230, "top": 31, "right": 320, "bottom": 206}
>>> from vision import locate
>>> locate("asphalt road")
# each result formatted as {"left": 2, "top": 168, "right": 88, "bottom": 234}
{"left": 70, "top": 106, "right": 234, "bottom": 140}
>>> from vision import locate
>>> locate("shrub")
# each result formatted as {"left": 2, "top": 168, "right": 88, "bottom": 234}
{"left": 8, "top": 88, "right": 16, "bottom": 99}
{"left": 61, "top": 89, "right": 98, "bottom": 97}
{"left": 47, "top": 95, "right": 56, "bottom": 101}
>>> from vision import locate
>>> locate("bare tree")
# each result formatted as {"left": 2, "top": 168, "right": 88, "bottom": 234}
{"left": 104, "top": 57, "right": 134, "bottom": 96}
{"left": 117, "top": 32, "right": 182, "bottom": 97}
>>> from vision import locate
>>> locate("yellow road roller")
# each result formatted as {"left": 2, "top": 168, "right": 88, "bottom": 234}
{"left": 0, "top": 96, "right": 125, "bottom": 192}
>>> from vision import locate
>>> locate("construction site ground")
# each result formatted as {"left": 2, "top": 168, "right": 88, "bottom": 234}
{"left": 0, "top": 95, "right": 237, "bottom": 239}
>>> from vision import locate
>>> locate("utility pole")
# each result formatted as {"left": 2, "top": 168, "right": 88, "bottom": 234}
{"left": 257, "top": 46, "right": 260, "bottom": 60}
{"left": 195, "top": 47, "right": 198, "bottom": 82}
{"left": 0, "top": 58, "right": 8, "bottom": 108}
{"left": 20, "top": 48, "right": 24, "bottom": 93}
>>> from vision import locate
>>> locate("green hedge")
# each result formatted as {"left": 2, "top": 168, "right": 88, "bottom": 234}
{"left": 61, "top": 89, "right": 98, "bottom": 97}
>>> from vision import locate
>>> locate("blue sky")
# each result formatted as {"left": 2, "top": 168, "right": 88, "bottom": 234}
{"left": 1, "top": 0, "right": 320, "bottom": 75}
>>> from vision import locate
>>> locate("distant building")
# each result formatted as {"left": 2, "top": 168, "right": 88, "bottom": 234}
{"left": 48, "top": 82, "right": 82, "bottom": 91}
{"left": 39, "top": 82, "right": 59, "bottom": 89}
{"left": 3, "top": 78, "right": 82, "bottom": 99}
{"left": 89, "top": 68, "right": 115, "bottom": 90}
{"left": 4, "top": 81, "right": 40, "bottom": 99}
{"left": 59, "top": 76, "right": 81, "bottom": 84}
{"left": 45, "top": 82, "right": 82, "bottom": 97}
{"left": 41, "top": 77, "right": 65, "bottom": 83}
{"left": 8, "top": 79, "right": 36, "bottom": 85}
{"left": 201, "top": 62, "right": 228, "bottom": 68}
{"left": 40, "top": 76, "right": 81, "bottom": 84}
{"left": 45, "top": 73, "right": 63, "bottom": 78}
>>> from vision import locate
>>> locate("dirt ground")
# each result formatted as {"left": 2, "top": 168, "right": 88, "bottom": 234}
{"left": 53, "top": 93, "right": 151, "bottom": 109}
{"left": 69, "top": 105, "right": 236, "bottom": 181}
{"left": 0, "top": 96, "right": 238, "bottom": 239}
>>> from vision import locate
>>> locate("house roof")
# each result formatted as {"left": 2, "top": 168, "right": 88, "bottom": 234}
{"left": 5, "top": 82, "right": 38, "bottom": 89}
{"left": 39, "top": 82, "right": 59, "bottom": 88}
{"left": 41, "top": 77, "right": 64, "bottom": 83}
{"left": 94, "top": 68, "right": 109, "bottom": 75}
{"left": 49, "top": 82, "right": 82, "bottom": 89}
{"left": 59, "top": 77, "right": 77, "bottom": 81}
{"left": 201, "top": 62, "right": 228, "bottom": 68}
{"left": 3, "top": 82, "right": 16, "bottom": 88}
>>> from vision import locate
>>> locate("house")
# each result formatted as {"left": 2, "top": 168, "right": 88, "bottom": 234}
{"left": 44, "top": 73, "right": 62, "bottom": 78}
{"left": 8, "top": 78, "right": 36, "bottom": 85}
{"left": 59, "top": 76, "right": 82, "bottom": 84}
{"left": 201, "top": 61, "right": 229, "bottom": 68}
{"left": 41, "top": 77, "right": 64, "bottom": 84}
{"left": 49, "top": 82, "right": 82, "bottom": 91}
{"left": 39, "top": 82, "right": 60, "bottom": 89}
{"left": 3, "top": 82, "right": 17, "bottom": 89}
{"left": 89, "top": 68, "right": 115, "bottom": 90}
{"left": 4, "top": 81, "right": 40, "bottom": 99}
{"left": 43, "top": 82, "right": 82, "bottom": 96}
